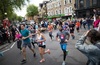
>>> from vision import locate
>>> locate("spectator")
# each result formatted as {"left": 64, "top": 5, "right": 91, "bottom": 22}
{"left": 93, "top": 15, "right": 100, "bottom": 30}
{"left": 75, "top": 29, "right": 100, "bottom": 65}
{"left": 11, "top": 25, "right": 17, "bottom": 42}
{"left": 86, "top": 18, "right": 91, "bottom": 30}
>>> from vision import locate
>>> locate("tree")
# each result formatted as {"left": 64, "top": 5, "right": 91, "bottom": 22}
{"left": 0, "top": 0, "right": 29, "bottom": 20}
{"left": 26, "top": 4, "right": 38, "bottom": 17}
{"left": 17, "top": 16, "right": 23, "bottom": 22}
{"left": 9, "top": 13, "right": 17, "bottom": 21}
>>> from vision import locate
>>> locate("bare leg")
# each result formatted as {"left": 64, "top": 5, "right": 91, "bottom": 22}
{"left": 22, "top": 47, "right": 26, "bottom": 60}
{"left": 29, "top": 47, "right": 36, "bottom": 57}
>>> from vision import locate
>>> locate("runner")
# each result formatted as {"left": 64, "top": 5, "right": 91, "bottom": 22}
{"left": 20, "top": 24, "right": 36, "bottom": 64}
{"left": 62, "top": 22, "right": 70, "bottom": 33}
{"left": 48, "top": 23, "right": 54, "bottom": 40}
{"left": 56, "top": 26, "right": 70, "bottom": 65}
{"left": 28, "top": 25, "right": 37, "bottom": 48}
{"left": 76, "top": 21, "right": 80, "bottom": 33}
{"left": 69, "top": 22, "right": 75, "bottom": 39}
{"left": 36, "top": 28, "right": 50, "bottom": 63}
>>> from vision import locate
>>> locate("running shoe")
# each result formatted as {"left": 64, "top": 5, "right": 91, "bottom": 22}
{"left": 62, "top": 61, "right": 66, "bottom": 65}
{"left": 21, "top": 59, "right": 26, "bottom": 64}
{"left": 40, "top": 59, "right": 45, "bottom": 63}
{"left": 66, "top": 50, "right": 69, "bottom": 55}
{"left": 33, "top": 53, "right": 36, "bottom": 57}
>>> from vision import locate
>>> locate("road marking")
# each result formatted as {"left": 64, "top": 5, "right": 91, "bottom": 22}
{"left": 2, "top": 48, "right": 10, "bottom": 53}
{"left": 10, "top": 42, "right": 16, "bottom": 49}
{"left": 1, "top": 42, "right": 16, "bottom": 53}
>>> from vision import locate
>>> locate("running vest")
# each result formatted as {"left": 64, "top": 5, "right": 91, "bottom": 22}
{"left": 37, "top": 34, "right": 45, "bottom": 45}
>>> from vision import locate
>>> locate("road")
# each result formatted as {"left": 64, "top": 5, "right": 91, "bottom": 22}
{"left": 0, "top": 29, "right": 87, "bottom": 65}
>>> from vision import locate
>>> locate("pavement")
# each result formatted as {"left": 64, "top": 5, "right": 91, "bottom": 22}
{"left": 0, "top": 28, "right": 88, "bottom": 65}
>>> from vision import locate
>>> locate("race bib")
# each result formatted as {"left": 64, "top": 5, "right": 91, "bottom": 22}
{"left": 61, "top": 34, "right": 64, "bottom": 39}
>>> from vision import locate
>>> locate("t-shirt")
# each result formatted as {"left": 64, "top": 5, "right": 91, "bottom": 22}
{"left": 76, "top": 22, "right": 80, "bottom": 27}
{"left": 48, "top": 25, "right": 53, "bottom": 32}
{"left": 21, "top": 29, "right": 30, "bottom": 43}
{"left": 15, "top": 34, "right": 21, "bottom": 39}
{"left": 69, "top": 24, "right": 75, "bottom": 30}
{"left": 56, "top": 30, "right": 69, "bottom": 43}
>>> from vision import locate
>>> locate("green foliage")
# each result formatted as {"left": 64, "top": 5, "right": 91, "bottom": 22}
{"left": 8, "top": 13, "right": 17, "bottom": 21}
{"left": 0, "top": 0, "right": 29, "bottom": 20}
{"left": 26, "top": 4, "right": 38, "bottom": 17}
{"left": 17, "top": 16, "right": 23, "bottom": 22}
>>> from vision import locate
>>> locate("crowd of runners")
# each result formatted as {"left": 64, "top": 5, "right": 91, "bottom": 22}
{"left": 0, "top": 15, "right": 100, "bottom": 65}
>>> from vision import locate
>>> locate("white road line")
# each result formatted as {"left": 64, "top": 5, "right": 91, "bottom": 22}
{"left": 2, "top": 48, "right": 10, "bottom": 53}
{"left": 1, "top": 42, "right": 16, "bottom": 53}
{"left": 10, "top": 42, "right": 16, "bottom": 49}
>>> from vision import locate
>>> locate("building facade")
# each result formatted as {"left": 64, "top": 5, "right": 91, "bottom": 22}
{"left": 75, "top": 0, "right": 100, "bottom": 18}
{"left": 38, "top": 1, "right": 49, "bottom": 18}
{"left": 47, "top": 0, "right": 75, "bottom": 19}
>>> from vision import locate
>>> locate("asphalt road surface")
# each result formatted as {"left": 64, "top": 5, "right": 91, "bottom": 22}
{"left": 0, "top": 29, "right": 88, "bottom": 65}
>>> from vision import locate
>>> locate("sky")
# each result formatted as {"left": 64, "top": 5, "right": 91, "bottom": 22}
{"left": 15, "top": 0, "right": 44, "bottom": 17}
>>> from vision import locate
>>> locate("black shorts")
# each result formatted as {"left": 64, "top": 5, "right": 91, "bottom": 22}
{"left": 39, "top": 45, "right": 46, "bottom": 48}
{"left": 76, "top": 27, "right": 79, "bottom": 30}
{"left": 49, "top": 32, "right": 52, "bottom": 37}
{"left": 70, "top": 29, "right": 74, "bottom": 33}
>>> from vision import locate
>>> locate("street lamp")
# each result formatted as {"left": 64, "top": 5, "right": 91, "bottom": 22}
{"left": 4, "top": 12, "right": 7, "bottom": 15}
{"left": 4, "top": 12, "right": 7, "bottom": 19}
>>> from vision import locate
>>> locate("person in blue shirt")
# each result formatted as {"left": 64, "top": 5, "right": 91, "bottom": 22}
{"left": 20, "top": 24, "right": 36, "bottom": 64}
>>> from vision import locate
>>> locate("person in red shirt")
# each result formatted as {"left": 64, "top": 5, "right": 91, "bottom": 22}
{"left": 76, "top": 21, "right": 80, "bottom": 33}
{"left": 48, "top": 23, "right": 54, "bottom": 40}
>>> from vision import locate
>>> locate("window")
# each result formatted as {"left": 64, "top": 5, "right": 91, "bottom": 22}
{"left": 57, "top": 2, "right": 59, "bottom": 7}
{"left": 69, "top": 0, "right": 72, "bottom": 3}
{"left": 59, "top": 10, "right": 61, "bottom": 14}
{"left": 59, "top": 2, "right": 61, "bottom": 7}
{"left": 79, "top": 0, "right": 84, "bottom": 8}
{"left": 86, "top": 0, "right": 90, "bottom": 8}
{"left": 64, "top": 7, "right": 68, "bottom": 15}
{"left": 48, "top": 12, "right": 50, "bottom": 16}
{"left": 92, "top": 0, "right": 97, "bottom": 5}
{"left": 56, "top": 10, "right": 58, "bottom": 14}
{"left": 68, "top": 8, "right": 69, "bottom": 14}
{"left": 55, "top": 10, "right": 58, "bottom": 15}
{"left": 69, "top": 7, "right": 72, "bottom": 13}
{"left": 57, "top": 10, "right": 59, "bottom": 14}
{"left": 64, "top": 0, "right": 67, "bottom": 5}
